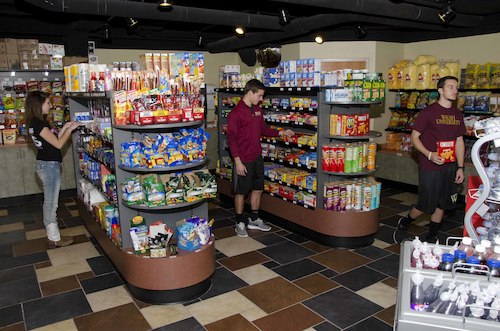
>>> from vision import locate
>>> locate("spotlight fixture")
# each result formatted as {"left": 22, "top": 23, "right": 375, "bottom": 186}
{"left": 126, "top": 17, "right": 139, "bottom": 29}
{"left": 158, "top": 0, "right": 173, "bottom": 10}
{"left": 278, "top": 8, "right": 290, "bottom": 25}
{"left": 354, "top": 25, "right": 368, "bottom": 39}
{"left": 102, "top": 24, "right": 112, "bottom": 42}
{"left": 234, "top": 26, "right": 245, "bottom": 37}
{"left": 314, "top": 34, "right": 324, "bottom": 44}
{"left": 438, "top": 1, "right": 456, "bottom": 24}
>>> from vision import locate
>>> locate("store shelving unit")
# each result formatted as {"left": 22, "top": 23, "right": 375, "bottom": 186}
{"left": 216, "top": 87, "right": 380, "bottom": 248}
{"left": 68, "top": 92, "right": 215, "bottom": 304}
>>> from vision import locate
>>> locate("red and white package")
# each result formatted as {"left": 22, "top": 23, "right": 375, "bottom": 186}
{"left": 436, "top": 140, "right": 456, "bottom": 163}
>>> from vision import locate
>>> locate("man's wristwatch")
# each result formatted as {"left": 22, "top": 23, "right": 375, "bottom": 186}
{"left": 457, "top": 166, "right": 465, "bottom": 170}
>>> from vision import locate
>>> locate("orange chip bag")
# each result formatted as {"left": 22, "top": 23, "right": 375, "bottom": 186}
{"left": 437, "top": 140, "right": 456, "bottom": 163}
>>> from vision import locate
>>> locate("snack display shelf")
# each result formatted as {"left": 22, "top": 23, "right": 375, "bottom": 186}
{"left": 80, "top": 172, "right": 117, "bottom": 205}
{"left": 118, "top": 158, "right": 207, "bottom": 173}
{"left": 265, "top": 119, "right": 317, "bottom": 130}
{"left": 216, "top": 87, "right": 320, "bottom": 93}
{"left": 463, "top": 111, "right": 497, "bottom": 116}
{"left": 66, "top": 92, "right": 107, "bottom": 98}
{"left": 265, "top": 177, "right": 316, "bottom": 194}
{"left": 323, "top": 100, "right": 381, "bottom": 105}
{"left": 78, "top": 147, "right": 115, "bottom": 170}
{"left": 262, "top": 156, "right": 317, "bottom": 172}
{"left": 122, "top": 199, "right": 205, "bottom": 211}
{"left": 325, "top": 131, "right": 382, "bottom": 140}
{"left": 113, "top": 120, "right": 203, "bottom": 130}
{"left": 266, "top": 192, "right": 314, "bottom": 209}
{"left": 389, "top": 107, "right": 421, "bottom": 112}
{"left": 262, "top": 105, "right": 317, "bottom": 113}
{"left": 260, "top": 137, "right": 317, "bottom": 151}
{"left": 385, "top": 128, "right": 412, "bottom": 133}
{"left": 323, "top": 169, "right": 377, "bottom": 176}
{"left": 80, "top": 127, "right": 113, "bottom": 145}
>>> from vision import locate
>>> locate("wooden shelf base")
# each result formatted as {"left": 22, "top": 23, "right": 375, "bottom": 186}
{"left": 78, "top": 200, "right": 215, "bottom": 303}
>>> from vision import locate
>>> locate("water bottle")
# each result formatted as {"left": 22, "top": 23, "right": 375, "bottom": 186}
{"left": 432, "top": 244, "right": 443, "bottom": 259}
{"left": 487, "top": 259, "right": 500, "bottom": 277}
{"left": 427, "top": 291, "right": 450, "bottom": 313}
{"left": 410, "top": 272, "right": 426, "bottom": 311}
{"left": 490, "top": 245, "right": 500, "bottom": 260}
{"left": 458, "top": 237, "right": 475, "bottom": 257}
{"left": 481, "top": 239, "right": 493, "bottom": 259}
{"left": 473, "top": 244, "right": 488, "bottom": 265}
{"left": 423, "top": 274, "right": 444, "bottom": 308}
{"left": 438, "top": 253, "right": 455, "bottom": 272}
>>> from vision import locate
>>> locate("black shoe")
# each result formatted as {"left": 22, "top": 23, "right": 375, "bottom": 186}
{"left": 424, "top": 233, "right": 438, "bottom": 243}
{"left": 397, "top": 217, "right": 411, "bottom": 231}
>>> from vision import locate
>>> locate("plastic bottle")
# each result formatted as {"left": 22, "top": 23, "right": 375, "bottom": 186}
{"left": 411, "top": 248, "right": 421, "bottom": 268}
{"left": 452, "top": 295, "right": 468, "bottom": 317}
{"left": 489, "top": 245, "right": 500, "bottom": 261}
{"left": 458, "top": 237, "right": 475, "bottom": 257}
{"left": 427, "top": 291, "right": 450, "bottom": 313}
{"left": 439, "top": 290, "right": 458, "bottom": 315}
{"left": 481, "top": 239, "right": 494, "bottom": 259}
{"left": 454, "top": 250, "right": 467, "bottom": 272}
{"left": 432, "top": 244, "right": 443, "bottom": 259}
{"left": 487, "top": 259, "right": 500, "bottom": 277}
{"left": 410, "top": 272, "right": 426, "bottom": 311}
{"left": 438, "top": 253, "right": 455, "bottom": 272}
{"left": 423, "top": 274, "right": 444, "bottom": 308}
{"left": 466, "top": 255, "right": 481, "bottom": 275}
{"left": 487, "top": 309, "right": 499, "bottom": 322}
{"left": 473, "top": 244, "right": 488, "bottom": 265}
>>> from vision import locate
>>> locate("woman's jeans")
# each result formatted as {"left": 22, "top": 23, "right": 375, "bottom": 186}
{"left": 35, "top": 160, "right": 62, "bottom": 241}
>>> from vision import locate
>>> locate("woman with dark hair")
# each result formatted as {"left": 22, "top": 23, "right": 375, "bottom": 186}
{"left": 26, "top": 91, "right": 80, "bottom": 248}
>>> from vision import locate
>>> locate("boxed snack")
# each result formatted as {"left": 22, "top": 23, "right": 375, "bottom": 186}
{"left": 356, "top": 114, "right": 369, "bottom": 135}
{"left": 2, "top": 128, "right": 16, "bottom": 145}
{"left": 129, "top": 215, "right": 149, "bottom": 254}
{"left": 437, "top": 140, "right": 456, "bottom": 163}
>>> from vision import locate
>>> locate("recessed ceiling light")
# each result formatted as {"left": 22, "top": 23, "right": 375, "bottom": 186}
{"left": 158, "top": 0, "right": 173, "bottom": 10}
{"left": 235, "top": 26, "right": 245, "bottom": 37}
{"left": 314, "top": 34, "right": 324, "bottom": 44}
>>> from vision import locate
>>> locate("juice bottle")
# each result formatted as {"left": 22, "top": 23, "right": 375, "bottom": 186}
{"left": 458, "top": 237, "right": 475, "bottom": 257}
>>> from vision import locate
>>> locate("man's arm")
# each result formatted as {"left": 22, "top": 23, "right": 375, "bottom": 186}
{"left": 455, "top": 136, "right": 465, "bottom": 184}
{"left": 411, "top": 129, "right": 444, "bottom": 165}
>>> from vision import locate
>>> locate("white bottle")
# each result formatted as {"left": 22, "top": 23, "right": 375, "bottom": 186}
{"left": 423, "top": 274, "right": 444, "bottom": 308}
{"left": 481, "top": 239, "right": 493, "bottom": 259}
{"left": 458, "top": 237, "right": 475, "bottom": 257}
{"left": 410, "top": 272, "right": 426, "bottom": 311}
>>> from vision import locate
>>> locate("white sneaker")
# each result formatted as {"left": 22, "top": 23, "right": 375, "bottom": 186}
{"left": 247, "top": 218, "right": 271, "bottom": 231}
{"left": 235, "top": 222, "right": 248, "bottom": 237}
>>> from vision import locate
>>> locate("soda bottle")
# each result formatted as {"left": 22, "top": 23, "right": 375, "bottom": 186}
{"left": 427, "top": 291, "right": 450, "bottom": 313}
{"left": 438, "top": 253, "right": 455, "bottom": 272}
{"left": 490, "top": 245, "right": 500, "bottom": 261}
{"left": 454, "top": 250, "right": 467, "bottom": 272}
{"left": 410, "top": 272, "right": 426, "bottom": 311}
{"left": 458, "top": 237, "right": 475, "bottom": 257}
{"left": 487, "top": 258, "right": 500, "bottom": 277}
{"left": 487, "top": 309, "right": 499, "bottom": 322}
{"left": 452, "top": 295, "right": 468, "bottom": 317}
{"left": 423, "top": 274, "right": 444, "bottom": 308}
{"left": 466, "top": 255, "right": 481, "bottom": 275}
{"left": 481, "top": 239, "right": 493, "bottom": 259}
{"left": 473, "top": 244, "right": 488, "bottom": 265}
{"left": 410, "top": 248, "right": 421, "bottom": 268}
{"left": 439, "top": 290, "right": 458, "bottom": 315}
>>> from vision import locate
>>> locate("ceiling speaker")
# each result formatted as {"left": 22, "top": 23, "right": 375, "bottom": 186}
{"left": 257, "top": 46, "right": 281, "bottom": 68}
{"left": 238, "top": 48, "right": 257, "bottom": 66}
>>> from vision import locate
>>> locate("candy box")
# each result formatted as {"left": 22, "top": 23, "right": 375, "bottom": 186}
{"left": 139, "top": 111, "right": 154, "bottom": 125}
{"left": 193, "top": 107, "right": 205, "bottom": 121}
{"left": 153, "top": 109, "right": 168, "bottom": 124}
{"left": 182, "top": 107, "right": 194, "bottom": 122}
{"left": 437, "top": 140, "right": 456, "bottom": 163}
{"left": 167, "top": 109, "right": 182, "bottom": 123}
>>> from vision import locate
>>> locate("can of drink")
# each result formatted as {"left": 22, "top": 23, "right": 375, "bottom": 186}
{"left": 375, "top": 181, "right": 382, "bottom": 209}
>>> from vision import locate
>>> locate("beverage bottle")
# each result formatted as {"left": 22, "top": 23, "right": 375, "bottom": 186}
{"left": 489, "top": 245, "right": 500, "bottom": 261}
{"left": 487, "top": 309, "right": 499, "bottom": 322}
{"left": 439, "top": 290, "right": 458, "bottom": 315}
{"left": 487, "top": 258, "right": 500, "bottom": 277}
{"left": 432, "top": 244, "right": 443, "bottom": 259}
{"left": 473, "top": 244, "right": 488, "bottom": 265}
{"left": 469, "top": 305, "right": 485, "bottom": 320}
{"left": 423, "top": 274, "right": 444, "bottom": 308}
{"left": 458, "top": 237, "right": 475, "bottom": 257}
{"left": 427, "top": 291, "right": 450, "bottom": 313}
{"left": 411, "top": 236, "right": 423, "bottom": 250}
{"left": 466, "top": 255, "right": 481, "bottom": 275}
{"left": 452, "top": 295, "right": 468, "bottom": 317}
{"left": 410, "top": 272, "right": 426, "bottom": 311}
{"left": 481, "top": 239, "right": 494, "bottom": 259}
{"left": 410, "top": 248, "right": 421, "bottom": 268}
{"left": 454, "top": 249, "right": 467, "bottom": 272}
{"left": 438, "top": 253, "right": 455, "bottom": 272}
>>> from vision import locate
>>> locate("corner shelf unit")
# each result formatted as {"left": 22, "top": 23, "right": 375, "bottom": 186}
{"left": 68, "top": 91, "right": 215, "bottom": 304}
{"left": 216, "top": 87, "right": 380, "bottom": 248}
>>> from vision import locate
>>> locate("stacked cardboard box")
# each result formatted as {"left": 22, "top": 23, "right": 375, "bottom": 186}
{"left": 0, "top": 38, "right": 65, "bottom": 70}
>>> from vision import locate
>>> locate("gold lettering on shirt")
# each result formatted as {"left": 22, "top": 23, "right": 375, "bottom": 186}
{"left": 436, "top": 115, "right": 460, "bottom": 125}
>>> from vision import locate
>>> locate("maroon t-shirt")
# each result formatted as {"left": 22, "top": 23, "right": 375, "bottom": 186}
{"left": 227, "top": 100, "right": 279, "bottom": 162}
{"left": 412, "top": 102, "right": 465, "bottom": 171}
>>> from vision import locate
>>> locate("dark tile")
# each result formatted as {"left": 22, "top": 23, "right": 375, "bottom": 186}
{"left": 34, "top": 261, "right": 52, "bottom": 269}
{"left": 302, "top": 241, "right": 331, "bottom": 253}
{"left": 259, "top": 241, "right": 315, "bottom": 265}
{"left": 62, "top": 216, "right": 84, "bottom": 228}
{"left": 254, "top": 304, "right": 324, "bottom": 331}
{"left": 40, "top": 275, "right": 81, "bottom": 297}
{"left": 382, "top": 277, "right": 398, "bottom": 289}
{"left": 333, "top": 266, "right": 387, "bottom": 291}
{"left": 311, "top": 249, "right": 370, "bottom": 273}
{"left": 74, "top": 302, "right": 149, "bottom": 331}
{"left": 0, "top": 265, "right": 35, "bottom": 283}
{"left": 0, "top": 251, "right": 49, "bottom": 270}
{"left": 206, "top": 314, "right": 259, "bottom": 331}
{"left": 0, "top": 276, "right": 41, "bottom": 308}
{"left": 23, "top": 289, "right": 92, "bottom": 330}
{"left": 303, "top": 287, "right": 382, "bottom": 329}
{"left": 23, "top": 222, "right": 45, "bottom": 232}
{"left": 200, "top": 267, "right": 248, "bottom": 300}
{"left": 379, "top": 215, "right": 400, "bottom": 227}
{"left": 80, "top": 272, "right": 123, "bottom": 294}
{"left": 0, "top": 323, "right": 25, "bottom": 331}
{"left": 0, "top": 304, "right": 23, "bottom": 328}
{"left": 0, "top": 243, "right": 13, "bottom": 259}
{"left": 293, "top": 274, "right": 340, "bottom": 295}
{"left": 273, "top": 258, "right": 326, "bottom": 281}
{"left": 208, "top": 208, "right": 234, "bottom": 220}
{"left": 152, "top": 317, "right": 205, "bottom": 331}
{"left": 253, "top": 233, "right": 288, "bottom": 246}
{"left": 7, "top": 204, "right": 41, "bottom": 217}
{"left": 215, "top": 251, "right": 227, "bottom": 260}
{"left": 354, "top": 246, "right": 391, "bottom": 260}
{"left": 320, "top": 269, "right": 338, "bottom": 278}
{"left": 390, "top": 203, "right": 411, "bottom": 212}
{"left": 375, "top": 305, "right": 396, "bottom": 326}
{"left": 384, "top": 243, "right": 402, "bottom": 255}
{"left": 12, "top": 237, "right": 50, "bottom": 257}
{"left": 378, "top": 206, "right": 401, "bottom": 219}
{"left": 76, "top": 271, "right": 95, "bottom": 281}
{"left": 380, "top": 197, "right": 403, "bottom": 206}
{"left": 345, "top": 316, "right": 392, "bottom": 331}
{"left": 72, "top": 234, "right": 90, "bottom": 245}
{"left": 314, "top": 321, "right": 341, "bottom": 331}
{"left": 274, "top": 229, "right": 290, "bottom": 236}
{"left": 211, "top": 217, "right": 235, "bottom": 230}
{"left": 284, "top": 233, "right": 308, "bottom": 244}
{"left": 367, "top": 254, "right": 400, "bottom": 278}
{"left": 262, "top": 260, "right": 280, "bottom": 269}
{"left": 239, "top": 277, "right": 311, "bottom": 313}
{"left": 86, "top": 255, "right": 115, "bottom": 275}
{"left": 374, "top": 225, "right": 401, "bottom": 245}
{"left": 56, "top": 207, "right": 71, "bottom": 219}
{"left": 218, "top": 251, "right": 269, "bottom": 271}
{"left": 213, "top": 227, "right": 236, "bottom": 240}
{"left": 0, "top": 231, "right": 25, "bottom": 246}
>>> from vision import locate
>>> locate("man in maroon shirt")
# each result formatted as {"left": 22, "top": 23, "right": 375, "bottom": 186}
{"left": 227, "top": 79, "right": 294, "bottom": 237}
{"left": 397, "top": 76, "right": 466, "bottom": 242}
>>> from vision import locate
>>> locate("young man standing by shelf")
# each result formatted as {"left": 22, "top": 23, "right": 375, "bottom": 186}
{"left": 227, "top": 79, "right": 294, "bottom": 237}
{"left": 397, "top": 76, "right": 466, "bottom": 242}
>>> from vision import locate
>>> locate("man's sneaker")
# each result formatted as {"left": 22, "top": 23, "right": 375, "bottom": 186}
{"left": 397, "top": 217, "right": 411, "bottom": 231}
{"left": 48, "top": 236, "right": 74, "bottom": 248}
{"left": 247, "top": 218, "right": 271, "bottom": 231}
{"left": 235, "top": 222, "right": 248, "bottom": 237}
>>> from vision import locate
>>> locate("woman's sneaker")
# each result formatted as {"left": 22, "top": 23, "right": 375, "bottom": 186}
{"left": 235, "top": 222, "right": 248, "bottom": 237}
{"left": 247, "top": 218, "right": 271, "bottom": 231}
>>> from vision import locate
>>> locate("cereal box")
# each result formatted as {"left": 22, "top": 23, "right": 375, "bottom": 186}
{"left": 437, "top": 140, "right": 456, "bottom": 163}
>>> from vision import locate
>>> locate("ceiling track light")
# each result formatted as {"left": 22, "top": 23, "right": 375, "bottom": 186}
{"left": 438, "top": 1, "right": 456, "bottom": 24}
{"left": 278, "top": 8, "right": 290, "bottom": 25}
{"left": 195, "top": 33, "right": 204, "bottom": 48}
{"left": 234, "top": 26, "right": 245, "bottom": 37}
{"left": 314, "top": 34, "right": 324, "bottom": 44}
{"left": 355, "top": 25, "right": 368, "bottom": 39}
{"left": 102, "top": 23, "right": 112, "bottom": 42}
{"left": 126, "top": 17, "right": 139, "bottom": 29}
{"left": 158, "top": 0, "right": 173, "bottom": 11}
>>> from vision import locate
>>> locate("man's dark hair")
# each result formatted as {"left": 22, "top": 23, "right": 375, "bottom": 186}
{"left": 437, "top": 76, "right": 458, "bottom": 89}
{"left": 244, "top": 79, "right": 265, "bottom": 95}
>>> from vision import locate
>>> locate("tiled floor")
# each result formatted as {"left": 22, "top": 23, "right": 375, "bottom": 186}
{"left": 0, "top": 187, "right": 466, "bottom": 331}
